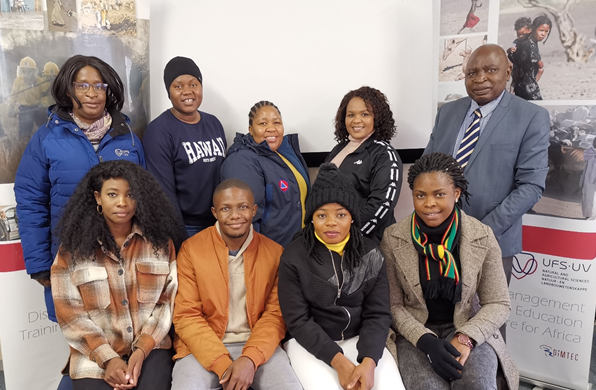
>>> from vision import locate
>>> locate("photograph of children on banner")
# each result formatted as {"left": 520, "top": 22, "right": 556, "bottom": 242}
{"left": 46, "top": 0, "right": 77, "bottom": 32}
{"left": 0, "top": 0, "right": 44, "bottom": 30}
{"left": 79, "top": 0, "right": 136, "bottom": 35}
{"left": 440, "top": 0, "right": 490, "bottom": 36}
{"left": 0, "top": 19, "right": 149, "bottom": 184}
{"left": 531, "top": 104, "right": 596, "bottom": 220}
{"left": 439, "top": 34, "right": 487, "bottom": 82}
{"left": 499, "top": 0, "right": 596, "bottom": 100}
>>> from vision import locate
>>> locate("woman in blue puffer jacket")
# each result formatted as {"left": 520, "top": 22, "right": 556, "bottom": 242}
{"left": 14, "top": 54, "right": 145, "bottom": 323}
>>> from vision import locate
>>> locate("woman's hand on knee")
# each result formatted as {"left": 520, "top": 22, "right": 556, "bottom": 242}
{"left": 125, "top": 349, "right": 146, "bottom": 387}
{"left": 449, "top": 336, "right": 471, "bottom": 366}
{"left": 331, "top": 352, "right": 357, "bottom": 390}
{"left": 347, "top": 357, "right": 376, "bottom": 390}
{"left": 104, "top": 357, "right": 129, "bottom": 389}
{"left": 416, "top": 334, "right": 463, "bottom": 381}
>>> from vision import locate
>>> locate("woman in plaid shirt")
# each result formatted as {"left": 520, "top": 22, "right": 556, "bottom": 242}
{"left": 51, "top": 160, "right": 182, "bottom": 390}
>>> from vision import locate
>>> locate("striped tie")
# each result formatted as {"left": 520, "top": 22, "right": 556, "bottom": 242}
{"left": 456, "top": 109, "right": 482, "bottom": 168}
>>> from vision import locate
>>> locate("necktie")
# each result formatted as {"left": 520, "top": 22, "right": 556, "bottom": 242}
{"left": 456, "top": 109, "right": 482, "bottom": 168}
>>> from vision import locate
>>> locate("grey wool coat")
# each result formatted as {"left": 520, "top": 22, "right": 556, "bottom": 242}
{"left": 381, "top": 211, "right": 519, "bottom": 390}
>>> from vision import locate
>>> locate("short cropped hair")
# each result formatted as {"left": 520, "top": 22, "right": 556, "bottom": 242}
{"left": 213, "top": 179, "right": 254, "bottom": 203}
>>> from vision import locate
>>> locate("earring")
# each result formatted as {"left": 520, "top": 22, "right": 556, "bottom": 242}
{"left": 97, "top": 204, "right": 103, "bottom": 215}
{"left": 455, "top": 198, "right": 459, "bottom": 203}
{"left": 351, "top": 220, "right": 354, "bottom": 223}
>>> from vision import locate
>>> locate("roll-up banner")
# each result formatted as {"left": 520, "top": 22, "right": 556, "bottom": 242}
{"left": 509, "top": 215, "right": 596, "bottom": 390}
{"left": 0, "top": 241, "right": 69, "bottom": 390}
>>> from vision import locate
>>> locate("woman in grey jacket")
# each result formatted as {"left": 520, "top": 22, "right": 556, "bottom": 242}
{"left": 381, "top": 153, "right": 519, "bottom": 390}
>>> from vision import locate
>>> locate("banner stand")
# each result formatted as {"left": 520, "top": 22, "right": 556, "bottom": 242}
{"left": 0, "top": 241, "right": 69, "bottom": 390}
{"left": 508, "top": 215, "right": 596, "bottom": 390}
{"left": 521, "top": 377, "right": 593, "bottom": 390}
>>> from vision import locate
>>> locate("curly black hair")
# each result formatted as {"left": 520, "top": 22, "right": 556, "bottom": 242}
{"left": 514, "top": 17, "right": 532, "bottom": 31}
{"left": 248, "top": 101, "right": 281, "bottom": 126}
{"left": 407, "top": 153, "right": 471, "bottom": 208}
{"left": 52, "top": 55, "right": 125, "bottom": 113}
{"left": 334, "top": 86, "right": 396, "bottom": 143}
{"left": 56, "top": 160, "right": 183, "bottom": 261}
{"left": 301, "top": 220, "right": 365, "bottom": 274}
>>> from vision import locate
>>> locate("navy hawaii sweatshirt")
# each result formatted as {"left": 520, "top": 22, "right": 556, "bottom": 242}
{"left": 144, "top": 110, "right": 226, "bottom": 238}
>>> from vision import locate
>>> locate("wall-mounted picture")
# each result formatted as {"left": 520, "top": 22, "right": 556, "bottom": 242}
{"left": 440, "top": 0, "right": 490, "bottom": 36}
{"left": 439, "top": 34, "right": 487, "bottom": 82}
{"left": 79, "top": 0, "right": 136, "bottom": 36}
{"left": 532, "top": 104, "right": 596, "bottom": 220}
{"left": 0, "top": 0, "right": 44, "bottom": 30}
{"left": 47, "top": 0, "right": 77, "bottom": 32}
{"left": 499, "top": 0, "right": 596, "bottom": 100}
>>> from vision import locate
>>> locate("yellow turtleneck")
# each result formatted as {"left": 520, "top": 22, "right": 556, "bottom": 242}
{"left": 315, "top": 231, "right": 350, "bottom": 256}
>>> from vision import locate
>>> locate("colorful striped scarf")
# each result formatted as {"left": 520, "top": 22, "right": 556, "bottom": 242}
{"left": 411, "top": 207, "right": 462, "bottom": 303}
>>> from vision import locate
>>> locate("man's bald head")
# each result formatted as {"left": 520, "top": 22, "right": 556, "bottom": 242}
{"left": 465, "top": 44, "right": 512, "bottom": 106}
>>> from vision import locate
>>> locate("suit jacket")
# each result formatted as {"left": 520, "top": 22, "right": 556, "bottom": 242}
{"left": 424, "top": 91, "right": 550, "bottom": 257}
{"left": 381, "top": 211, "right": 519, "bottom": 390}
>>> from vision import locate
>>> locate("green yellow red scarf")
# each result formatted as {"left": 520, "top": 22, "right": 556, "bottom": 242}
{"left": 411, "top": 207, "right": 462, "bottom": 303}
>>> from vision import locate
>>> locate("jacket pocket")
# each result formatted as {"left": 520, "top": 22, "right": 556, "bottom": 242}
{"left": 136, "top": 262, "right": 170, "bottom": 303}
{"left": 71, "top": 267, "right": 111, "bottom": 310}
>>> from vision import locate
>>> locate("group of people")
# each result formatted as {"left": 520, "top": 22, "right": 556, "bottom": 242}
{"left": 13, "top": 41, "right": 550, "bottom": 390}
{"left": 7, "top": 56, "right": 60, "bottom": 139}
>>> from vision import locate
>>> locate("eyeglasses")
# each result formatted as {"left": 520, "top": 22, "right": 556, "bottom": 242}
{"left": 73, "top": 82, "right": 108, "bottom": 93}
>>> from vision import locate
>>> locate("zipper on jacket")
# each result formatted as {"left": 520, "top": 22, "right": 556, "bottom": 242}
{"left": 329, "top": 250, "right": 351, "bottom": 341}
{"left": 340, "top": 306, "right": 351, "bottom": 341}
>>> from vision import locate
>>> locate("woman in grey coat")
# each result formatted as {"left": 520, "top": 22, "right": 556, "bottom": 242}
{"left": 381, "top": 153, "right": 519, "bottom": 390}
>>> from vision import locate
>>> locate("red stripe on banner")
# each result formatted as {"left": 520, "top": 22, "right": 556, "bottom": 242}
{"left": 522, "top": 226, "right": 596, "bottom": 260}
{"left": 0, "top": 243, "right": 26, "bottom": 272}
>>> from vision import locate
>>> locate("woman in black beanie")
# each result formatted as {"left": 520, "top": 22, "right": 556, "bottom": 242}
{"left": 278, "top": 163, "right": 404, "bottom": 390}
{"left": 143, "top": 56, "right": 226, "bottom": 240}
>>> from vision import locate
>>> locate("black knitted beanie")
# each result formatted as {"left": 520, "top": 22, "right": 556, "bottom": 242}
{"left": 305, "top": 163, "right": 360, "bottom": 226}
{"left": 163, "top": 56, "right": 202, "bottom": 96}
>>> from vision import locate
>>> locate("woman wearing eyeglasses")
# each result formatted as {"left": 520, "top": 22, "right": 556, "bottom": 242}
{"left": 14, "top": 55, "right": 145, "bottom": 328}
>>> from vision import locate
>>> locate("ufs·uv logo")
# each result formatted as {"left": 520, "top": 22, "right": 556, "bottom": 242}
{"left": 512, "top": 252, "right": 538, "bottom": 280}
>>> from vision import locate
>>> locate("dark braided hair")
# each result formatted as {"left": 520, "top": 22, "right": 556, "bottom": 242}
{"left": 407, "top": 153, "right": 471, "bottom": 208}
{"left": 57, "top": 160, "right": 183, "bottom": 261}
{"left": 334, "top": 86, "right": 396, "bottom": 143}
{"left": 301, "top": 218, "right": 365, "bottom": 273}
{"left": 248, "top": 100, "right": 281, "bottom": 126}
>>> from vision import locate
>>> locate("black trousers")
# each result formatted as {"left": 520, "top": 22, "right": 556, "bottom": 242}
{"left": 72, "top": 349, "right": 174, "bottom": 390}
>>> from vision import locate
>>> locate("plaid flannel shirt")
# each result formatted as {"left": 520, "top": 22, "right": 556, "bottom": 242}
{"left": 51, "top": 225, "right": 177, "bottom": 380}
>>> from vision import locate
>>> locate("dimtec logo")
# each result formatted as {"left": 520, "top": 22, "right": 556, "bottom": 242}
{"left": 540, "top": 345, "right": 579, "bottom": 361}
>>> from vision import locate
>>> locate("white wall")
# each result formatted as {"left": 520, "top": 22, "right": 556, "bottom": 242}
{"left": 149, "top": 0, "right": 435, "bottom": 152}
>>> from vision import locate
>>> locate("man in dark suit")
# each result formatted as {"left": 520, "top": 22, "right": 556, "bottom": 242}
{"left": 425, "top": 44, "right": 550, "bottom": 284}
